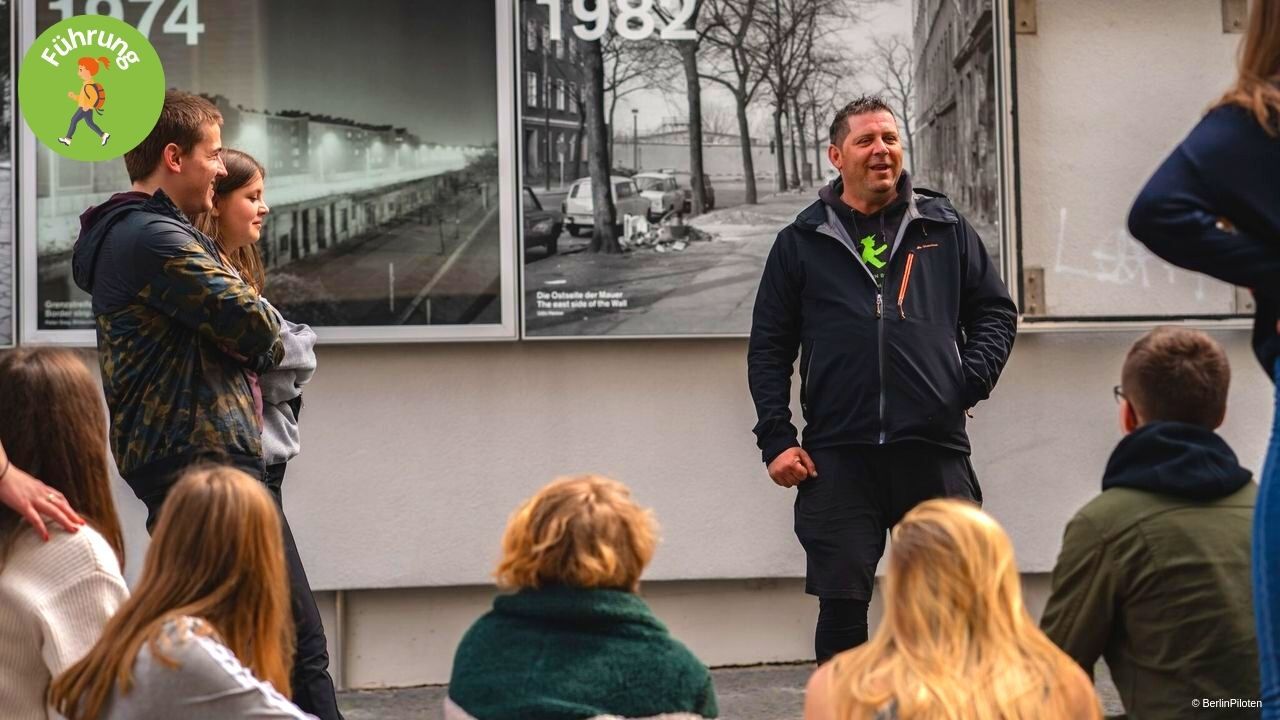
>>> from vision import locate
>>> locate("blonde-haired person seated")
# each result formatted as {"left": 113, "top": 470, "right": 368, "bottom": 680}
{"left": 805, "top": 499, "right": 1101, "bottom": 720}
{"left": 50, "top": 466, "right": 314, "bottom": 719}
{"left": 447, "top": 474, "right": 718, "bottom": 720}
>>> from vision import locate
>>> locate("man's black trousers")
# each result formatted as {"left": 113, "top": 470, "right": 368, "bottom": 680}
{"left": 794, "top": 441, "right": 982, "bottom": 662}
{"left": 135, "top": 459, "right": 344, "bottom": 720}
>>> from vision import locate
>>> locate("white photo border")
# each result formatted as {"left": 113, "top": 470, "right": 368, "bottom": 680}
{"left": 17, "top": 0, "right": 519, "bottom": 345}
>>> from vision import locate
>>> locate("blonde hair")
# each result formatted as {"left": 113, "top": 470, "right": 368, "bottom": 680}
{"left": 1216, "top": 0, "right": 1280, "bottom": 135}
{"left": 495, "top": 475, "right": 657, "bottom": 591}
{"left": 50, "top": 466, "right": 293, "bottom": 719}
{"left": 827, "top": 499, "right": 1099, "bottom": 720}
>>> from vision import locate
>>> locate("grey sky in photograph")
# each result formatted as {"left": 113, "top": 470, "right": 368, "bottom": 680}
{"left": 614, "top": 0, "right": 913, "bottom": 135}
{"left": 263, "top": 0, "right": 499, "bottom": 146}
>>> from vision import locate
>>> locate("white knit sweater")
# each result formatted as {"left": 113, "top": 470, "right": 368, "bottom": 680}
{"left": 0, "top": 525, "right": 129, "bottom": 719}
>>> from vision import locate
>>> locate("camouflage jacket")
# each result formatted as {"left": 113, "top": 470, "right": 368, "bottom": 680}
{"left": 72, "top": 190, "right": 283, "bottom": 486}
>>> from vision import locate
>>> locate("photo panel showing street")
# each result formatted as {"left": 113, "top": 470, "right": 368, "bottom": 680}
{"left": 520, "top": 0, "right": 1003, "bottom": 337}
{"left": 32, "top": 0, "right": 504, "bottom": 333}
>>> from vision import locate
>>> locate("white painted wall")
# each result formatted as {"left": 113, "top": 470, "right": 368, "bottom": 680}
{"left": 112, "top": 329, "right": 1272, "bottom": 588}
{"left": 1017, "top": 0, "right": 1243, "bottom": 317}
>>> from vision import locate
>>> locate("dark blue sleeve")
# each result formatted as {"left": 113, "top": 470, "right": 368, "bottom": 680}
{"left": 957, "top": 218, "right": 1017, "bottom": 408}
{"left": 1128, "top": 108, "right": 1280, "bottom": 289}
{"left": 747, "top": 236, "right": 802, "bottom": 464}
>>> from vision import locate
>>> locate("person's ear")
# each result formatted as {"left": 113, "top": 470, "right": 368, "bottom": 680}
{"left": 826, "top": 143, "right": 841, "bottom": 172}
{"left": 161, "top": 143, "right": 183, "bottom": 174}
{"left": 1119, "top": 398, "right": 1140, "bottom": 434}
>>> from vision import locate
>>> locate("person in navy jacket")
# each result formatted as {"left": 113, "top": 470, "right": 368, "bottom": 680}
{"left": 1127, "top": 2, "right": 1280, "bottom": 714}
{"left": 748, "top": 95, "right": 1017, "bottom": 663}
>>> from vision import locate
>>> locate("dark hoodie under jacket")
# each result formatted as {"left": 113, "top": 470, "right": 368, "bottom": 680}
{"left": 72, "top": 189, "right": 282, "bottom": 491}
{"left": 1129, "top": 104, "right": 1280, "bottom": 380}
{"left": 1041, "top": 422, "right": 1259, "bottom": 720}
{"left": 747, "top": 173, "right": 1017, "bottom": 464}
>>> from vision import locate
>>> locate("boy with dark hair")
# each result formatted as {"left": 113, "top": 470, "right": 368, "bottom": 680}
{"left": 1041, "top": 327, "right": 1259, "bottom": 719}
{"left": 71, "top": 89, "right": 343, "bottom": 719}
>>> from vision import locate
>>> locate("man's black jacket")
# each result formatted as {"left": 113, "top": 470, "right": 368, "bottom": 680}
{"left": 748, "top": 179, "right": 1018, "bottom": 464}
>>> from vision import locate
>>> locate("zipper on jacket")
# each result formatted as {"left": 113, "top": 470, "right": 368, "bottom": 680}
{"left": 897, "top": 252, "right": 916, "bottom": 320}
{"left": 877, "top": 291, "right": 886, "bottom": 444}
{"left": 802, "top": 342, "right": 816, "bottom": 412}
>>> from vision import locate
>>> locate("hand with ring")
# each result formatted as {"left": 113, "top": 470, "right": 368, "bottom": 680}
{"left": 0, "top": 447, "right": 85, "bottom": 541}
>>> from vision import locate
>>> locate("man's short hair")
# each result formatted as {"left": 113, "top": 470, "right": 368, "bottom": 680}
{"left": 829, "top": 95, "right": 895, "bottom": 147}
{"left": 1121, "top": 327, "right": 1230, "bottom": 428}
{"left": 124, "top": 89, "right": 223, "bottom": 183}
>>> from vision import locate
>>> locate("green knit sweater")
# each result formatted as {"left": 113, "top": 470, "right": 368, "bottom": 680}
{"left": 448, "top": 586, "right": 719, "bottom": 720}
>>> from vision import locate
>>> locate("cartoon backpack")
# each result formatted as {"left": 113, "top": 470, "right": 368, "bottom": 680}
{"left": 88, "top": 83, "right": 106, "bottom": 114}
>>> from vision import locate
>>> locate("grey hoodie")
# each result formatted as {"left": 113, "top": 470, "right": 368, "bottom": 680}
{"left": 259, "top": 301, "right": 317, "bottom": 466}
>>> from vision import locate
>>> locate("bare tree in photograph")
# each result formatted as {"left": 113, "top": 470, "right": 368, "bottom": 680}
{"left": 651, "top": 0, "right": 709, "bottom": 215}
{"left": 603, "top": 34, "right": 673, "bottom": 160}
{"left": 701, "top": 101, "right": 740, "bottom": 136}
{"left": 802, "top": 47, "right": 852, "bottom": 185}
{"left": 758, "top": 0, "right": 826, "bottom": 192}
{"left": 571, "top": 80, "right": 587, "bottom": 180}
{"left": 701, "top": 0, "right": 766, "bottom": 204}
{"left": 804, "top": 66, "right": 847, "bottom": 184}
{"left": 583, "top": 6, "right": 620, "bottom": 253}
{"left": 757, "top": 0, "right": 879, "bottom": 191}
{"left": 869, "top": 34, "right": 916, "bottom": 175}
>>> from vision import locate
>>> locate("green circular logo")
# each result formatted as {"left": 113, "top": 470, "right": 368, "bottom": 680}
{"left": 19, "top": 14, "right": 165, "bottom": 161}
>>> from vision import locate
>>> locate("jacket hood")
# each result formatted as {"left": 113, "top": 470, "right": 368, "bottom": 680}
{"left": 817, "top": 172, "right": 913, "bottom": 219}
{"left": 1103, "top": 421, "right": 1252, "bottom": 500}
{"left": 71, "top": 190, "right": 151, "bottom": 294}
{"left": 795, "top": 171, "right": 956, "bottom": 231}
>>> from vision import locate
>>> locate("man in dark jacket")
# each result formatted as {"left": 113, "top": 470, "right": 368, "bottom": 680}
{"left": 747, "top": 96, "right": 1017, "bottom": 662}
{"left": 72, "top": 90, "right": 344, "bottom": 719}
{"left": 1040, "top": 327, "right": 1259, "bottom": 719}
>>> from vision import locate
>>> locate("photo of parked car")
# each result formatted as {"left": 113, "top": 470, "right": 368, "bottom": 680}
{"left": 656, "top": 169, "right": 717, "bottom": 213}
{"left": 632, "top": 171, "right": 685, "bottom": 220}
{"left": 560, "top": 176, "right": 650, "bottom": 237}
{"left": 522, "top": 186, "right": 562, "bottom": 256}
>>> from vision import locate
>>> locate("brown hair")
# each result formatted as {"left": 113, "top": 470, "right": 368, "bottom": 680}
{"left": 830, "top": 95, "right": 895, "bottom": 146}
{"left": 828, "top": 500, "right": 1101, "bottom": 719}
{"left": 50, "top": 466, "right": 293, "bottom": 719}
{"left": 124, "top": 89, "right": 223, "bottom": 183}
{"left": 1121, "top": 326, "right": 1230, "bottom": 428}
{"left": 0, "top": 348, "right": 123, "bottom": 566}
{"left": 192, "top": 148, "right": 267, "bottom": 293}
{"left": 1217, "top": 0, "right": 1280, "bottom": 135}
{"left": 495, "top": 475, "right": 658, "bottom": 592}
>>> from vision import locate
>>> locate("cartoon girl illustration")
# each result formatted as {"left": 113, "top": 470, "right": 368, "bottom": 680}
{"left": 58, "top": 56, "right": 110, "bottom": 147}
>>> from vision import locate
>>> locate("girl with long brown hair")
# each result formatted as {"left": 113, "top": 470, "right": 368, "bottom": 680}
{"left": 189, "top": 149, "right": 338, "bottom": 718}
{"left": 804, "top": 499, "right": 1100, "bottom": 720}
{"left": 1127, "top": 2, "right": 1280, "bottom": 713}
{"left": 0, "top": 347, "right": 128, "bottom": 719}
{"left": 50, "top": 465, "right": 310, "bottom": 719}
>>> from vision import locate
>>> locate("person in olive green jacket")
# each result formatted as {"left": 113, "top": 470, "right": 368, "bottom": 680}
{"left": 1041, "top": 327, "right": 1260, "bottom": 720}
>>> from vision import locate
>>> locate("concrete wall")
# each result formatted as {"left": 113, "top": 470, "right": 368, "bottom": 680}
{"left": 108, "top": 329, "right": 1274, "bottom": 687}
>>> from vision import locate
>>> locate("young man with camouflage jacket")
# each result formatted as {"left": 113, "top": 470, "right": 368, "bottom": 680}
{"left": 72, "top": 90, "right": 347, "bottom": 719}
